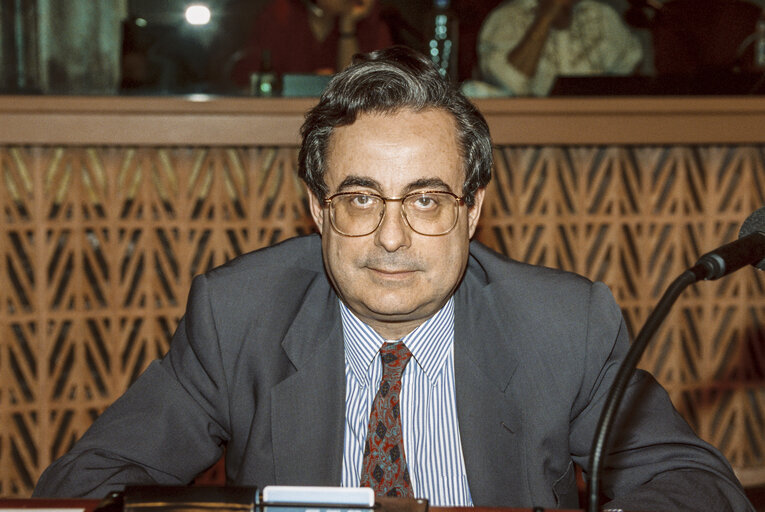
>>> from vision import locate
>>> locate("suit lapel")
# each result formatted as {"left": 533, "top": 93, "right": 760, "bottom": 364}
{"left": 454, "top": 269, "right": 532, "bottom": 506}
{"left": 271, "top": 273, "right": 346, "bottom": 486}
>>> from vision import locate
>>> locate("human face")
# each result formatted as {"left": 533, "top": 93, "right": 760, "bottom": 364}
{"left": 308, "top": 109, "right": 485, "bottom": 340}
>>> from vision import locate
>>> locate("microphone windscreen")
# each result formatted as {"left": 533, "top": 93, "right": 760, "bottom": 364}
{"left": 739, "top": 206, "right": 765, "bottom": 270}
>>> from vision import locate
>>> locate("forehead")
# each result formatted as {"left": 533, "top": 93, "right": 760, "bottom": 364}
{"left": 324, "top": 108, "right": 464, "bottom": 193}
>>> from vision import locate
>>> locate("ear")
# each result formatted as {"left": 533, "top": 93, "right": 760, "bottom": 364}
{"left": 308, "top": 188, "right": 326, "bottom": 234}
{"left": 467, "top": 187, "right": 485, "bottom": 238}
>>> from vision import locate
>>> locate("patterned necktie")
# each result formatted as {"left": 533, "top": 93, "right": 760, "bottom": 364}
{"left": 360, "top": 342, "right": 414, "bottom": 498}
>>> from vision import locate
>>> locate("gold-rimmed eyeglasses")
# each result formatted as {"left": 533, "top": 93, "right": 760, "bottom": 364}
{"left": 323, "top": 190, "right": 466, "bottom": 237}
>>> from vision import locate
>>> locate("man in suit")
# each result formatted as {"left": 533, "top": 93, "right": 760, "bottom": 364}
{"left": 34, "top": 46, "right": 753, "bottom": 511}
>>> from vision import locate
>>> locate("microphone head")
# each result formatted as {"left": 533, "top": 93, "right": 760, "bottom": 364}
{"left": 739, "top": 206, "right": 765, "bottom": 270}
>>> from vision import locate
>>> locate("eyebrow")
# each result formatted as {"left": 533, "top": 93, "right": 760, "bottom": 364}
{"left": 335, "top": 176, "right": 454, "bottom": 195}
{"left": 336, "top": 176, "right": 381, "bottom": 192}
{"left": 402, "top": 178, "right": 453, "bottom": 194}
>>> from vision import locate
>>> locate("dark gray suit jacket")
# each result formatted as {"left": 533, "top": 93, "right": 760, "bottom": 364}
{"left": 34, "top": 235, "right": 753, "bottom": 510}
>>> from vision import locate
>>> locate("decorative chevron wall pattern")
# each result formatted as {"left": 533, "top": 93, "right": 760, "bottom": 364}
{"left": 1, "top": 144, "right": 764, "bottom": 497}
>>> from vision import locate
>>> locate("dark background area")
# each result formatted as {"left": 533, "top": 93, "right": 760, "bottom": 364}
{"left": 120, "top": 0, "right": 514, "bottom": 94}
{"left": 1, "top": 0, "right": 765, "bottom": 96}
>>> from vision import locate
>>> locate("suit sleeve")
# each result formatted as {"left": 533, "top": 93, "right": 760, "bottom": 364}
{"left": 569, "top": 282, "right": 753, "bottom": 511}
{"left": 33, "top": 274, "right": 231, "bottom": 498}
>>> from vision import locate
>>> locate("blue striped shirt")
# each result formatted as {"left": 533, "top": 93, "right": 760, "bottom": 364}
{"left": 339, "top": 298, "right": 473, "bottom": 506}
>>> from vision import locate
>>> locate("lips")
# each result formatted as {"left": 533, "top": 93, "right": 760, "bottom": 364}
{"left": 370, "top": 267, "right": 415, "bottom": 274}
{"left": 370, "top": 267, "right": 416, "bottom": 274}
{"left": 367, "top": 267, "right": 418, "bottom": 280}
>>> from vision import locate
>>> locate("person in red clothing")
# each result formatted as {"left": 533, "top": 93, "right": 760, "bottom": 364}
{"left": 232, "top": 0, "right": 392, "bottom": 86}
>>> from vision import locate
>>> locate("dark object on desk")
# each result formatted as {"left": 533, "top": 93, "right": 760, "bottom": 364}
{"left": 94, "top": 491, "right": 124, "bottom": 512}
{"left": 550, "top": 72, "right": 765, "bottom": 96}
{"left": 122, "top": 485, "right": 256, "bottom": 512}
{"left": 94, "top": 486, "right": 428, "bottom": 512}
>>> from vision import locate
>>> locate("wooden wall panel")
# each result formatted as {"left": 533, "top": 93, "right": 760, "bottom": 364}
{"left": 1, "top": 96, "right": 765, "bottom": 497}
{"left": 0, "top": 146, "right": 316, "bottom": 496}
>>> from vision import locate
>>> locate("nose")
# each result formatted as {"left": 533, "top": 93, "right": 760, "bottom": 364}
{"left": 374, "top": 202, "right": 411, "bottom": 252}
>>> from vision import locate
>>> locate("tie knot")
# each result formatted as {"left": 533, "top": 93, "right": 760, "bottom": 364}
{"left": 380, "top": 342, "right": 412, "bottom": 378}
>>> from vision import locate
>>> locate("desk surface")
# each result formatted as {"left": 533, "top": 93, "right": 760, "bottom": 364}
{"left": 0, "top": 499, "right": 582, "bottom": 512}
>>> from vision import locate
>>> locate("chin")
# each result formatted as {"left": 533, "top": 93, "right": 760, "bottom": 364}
{"left": 355, "top": 293, "right": 420, "bottom": 315}
{"left": 369, "top": 294, "right": 445, "bottom": 319}
{"left": 367, "top": 299, "right": 421, "bottom": 317}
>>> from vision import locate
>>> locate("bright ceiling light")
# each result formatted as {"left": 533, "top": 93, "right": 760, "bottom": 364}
{"left": 185, "top": 4, "right": 211, "bottom": 25}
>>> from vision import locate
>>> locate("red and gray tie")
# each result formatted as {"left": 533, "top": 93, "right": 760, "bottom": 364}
{"left": 360, "top": 342, "right": 414, "bottom": 498}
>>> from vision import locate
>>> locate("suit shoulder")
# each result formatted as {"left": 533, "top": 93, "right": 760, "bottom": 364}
{"left": 204, "top": 234, "right": 322, "bottom": 283}
{"left": 182, "top": 234, "right": 331, "bottom": 343}
{"left": 468, "top": 240, "right": 593, "bottom": 292}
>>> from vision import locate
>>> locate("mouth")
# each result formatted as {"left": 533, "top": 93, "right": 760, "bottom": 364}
{"left": 367, "top": 267, "right": 418, "bottom": 280}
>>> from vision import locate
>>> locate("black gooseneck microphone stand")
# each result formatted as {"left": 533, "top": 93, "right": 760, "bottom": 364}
{"left": 586, "top": 222, "right": 765, "bottom": 512}
{"left": 585, "top": 267, "right": 699, "bottom": 512}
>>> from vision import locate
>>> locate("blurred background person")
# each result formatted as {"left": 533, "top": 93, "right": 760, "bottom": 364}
{"left": 231, "top": 0, "right": 392, "bottom": 89}
{"left": 472, "top": 0, "right": 643, "bottom": 96}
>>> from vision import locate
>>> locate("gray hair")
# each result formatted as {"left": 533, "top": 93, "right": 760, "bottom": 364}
{"left": 298, "top": 46, "right": 493, "bottom": 206}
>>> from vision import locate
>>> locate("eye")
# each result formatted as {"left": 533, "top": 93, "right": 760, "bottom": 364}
{"left": 410, "top": 193, "right": 439, "bottom": 210}
{"left": 348, "top": 193, "right": 377, "bottom": 209}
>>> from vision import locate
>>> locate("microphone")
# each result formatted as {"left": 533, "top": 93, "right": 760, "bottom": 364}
{"left": 691, "top": 206, "right": 765, "bottom": 280}
{"left": 587, "top": 207, "right": 765, "bottom": 512}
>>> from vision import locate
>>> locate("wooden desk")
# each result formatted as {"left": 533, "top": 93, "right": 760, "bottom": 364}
{"left": 0, "top": 499, "right": 96, "bottom": 510}
{"left": 0, "top": 499, "right": 582, "bottom": 512}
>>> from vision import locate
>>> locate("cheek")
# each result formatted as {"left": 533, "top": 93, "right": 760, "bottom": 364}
{"left": 423, "top": 236, "right": 469, "bottom": 283}
{"left": 323, "top": 236, "right": 363, "bottom": 280}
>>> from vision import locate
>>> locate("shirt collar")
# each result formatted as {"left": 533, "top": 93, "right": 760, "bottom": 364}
{"left": 340, "top": 297, "right": 455, "bottom": 386}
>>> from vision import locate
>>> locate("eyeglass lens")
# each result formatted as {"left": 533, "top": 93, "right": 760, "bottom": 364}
{"left": 329, "top": 192, "right": 459, "bottom": 236}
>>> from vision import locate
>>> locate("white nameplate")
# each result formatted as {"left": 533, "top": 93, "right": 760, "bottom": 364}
{"left": 261, "top": 486, "right": 374, "bottom": 507}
